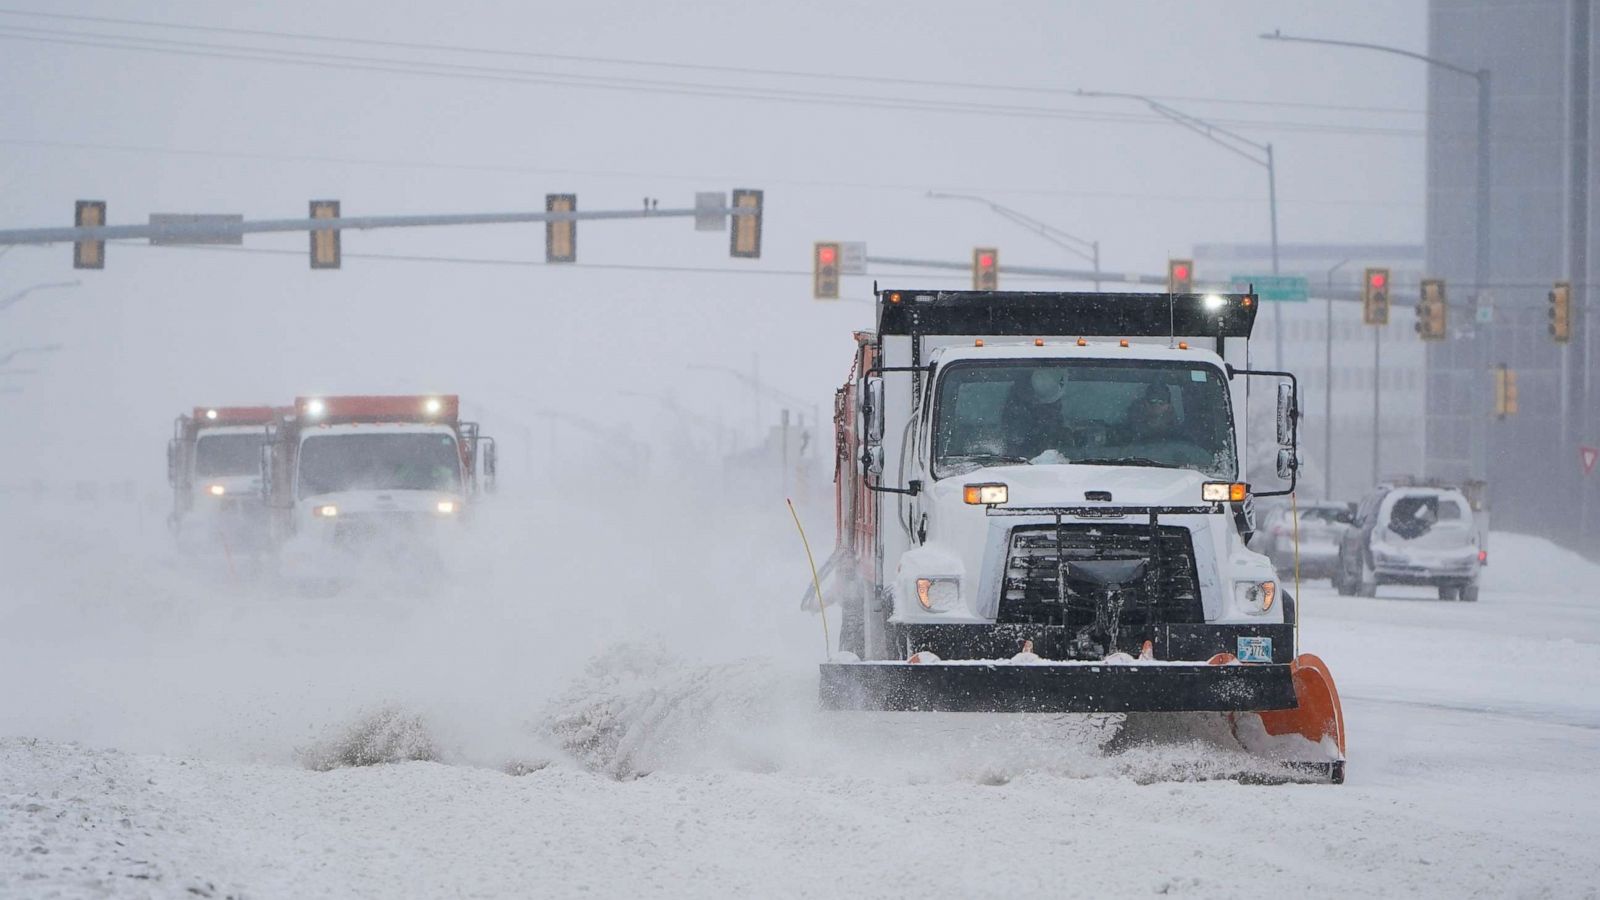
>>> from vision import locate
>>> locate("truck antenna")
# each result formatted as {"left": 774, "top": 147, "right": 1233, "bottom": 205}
{"left": 1167, "top": 289, "right": 1177, "bottom": 349}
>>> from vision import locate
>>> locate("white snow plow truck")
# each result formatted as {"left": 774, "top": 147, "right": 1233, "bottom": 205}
{"left": 168, "top": 405, "right": 284, "bottom": 551}
{"left": 818, "top": 288, "right": 1346, "bottom": 782}
{"left": 262, "top": 395, "right": 496, "bottom": 560}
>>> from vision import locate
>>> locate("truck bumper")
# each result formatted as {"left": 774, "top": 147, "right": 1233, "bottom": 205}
{"left": 819, "top": 659, "right": 1297, "bottom": 713}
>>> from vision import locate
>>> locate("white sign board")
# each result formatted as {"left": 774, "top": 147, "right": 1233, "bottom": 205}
{"left": 839, "top": 242, "right": 868, "bottom": 276}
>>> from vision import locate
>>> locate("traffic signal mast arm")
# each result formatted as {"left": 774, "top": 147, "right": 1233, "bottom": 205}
{"left": 0, "top": 202, "right": 763, "bottom": 246}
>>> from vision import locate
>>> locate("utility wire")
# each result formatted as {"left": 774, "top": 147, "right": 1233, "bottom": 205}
{"left": 0, "top": 7, "right": 1426, "bottom": 116}
{"left": 0, "top": 26, "right": 1425, "bottom": 137}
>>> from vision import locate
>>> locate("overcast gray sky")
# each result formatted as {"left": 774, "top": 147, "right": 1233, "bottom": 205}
{"left": 0, "top": 0, "right": 1426, "bottom": 483}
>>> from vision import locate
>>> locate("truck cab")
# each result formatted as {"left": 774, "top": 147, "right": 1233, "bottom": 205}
{"left": 264, "top": 395, "right": 495, "bottom": 557}
{"left": 167, "top": 406, "right": 282, "bottom": 549}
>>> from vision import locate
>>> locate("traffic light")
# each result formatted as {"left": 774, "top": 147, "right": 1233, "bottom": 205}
{"left": 1415, "top": 278, "right": 1447, "bottom": 340}
{"left": 813, "top": 241, "right": 840, "bottom": 299}
{"left": 308, "top": 200, "right": 340, "bottom": 270}
{"left": 1362, "top": 267, "right": 1390, "bottom": 326}
{"left": 730, "top": 189, "right": 763, "bottom": 259}
{"left": 973, "top": 247, "right": 999, "bottom": 290}
{"left": 73, "top": 200, "right": 106, "bottom": 270}
{"left": 1549, "top": 281, "right": 1572, "bottom": 342}
{"left": 546, "top": 194, "right": 576, "bottom": 263}
{"left": 1494, "top": 365, "right": 1519, "bottom": 418}
{"left": 1167, "top": 258, "right": 1193, "bottom": 294}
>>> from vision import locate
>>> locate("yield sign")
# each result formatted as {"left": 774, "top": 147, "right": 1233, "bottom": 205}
{"left": 1583, "top": 446, "right": 1599, "bottom": 476}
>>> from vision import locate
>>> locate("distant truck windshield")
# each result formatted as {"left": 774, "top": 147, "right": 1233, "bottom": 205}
{"left": 195, "top": 432, "right": 269, "bottom": 477}
{"left": 297, "top": 433, "right": 462, "bottom": 497}
{"left": 933, "top": 360, "right": 1237, "bottom": 479}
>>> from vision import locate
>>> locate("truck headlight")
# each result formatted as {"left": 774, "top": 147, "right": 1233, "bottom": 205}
{"left": 1235, "top": 580, "right": 1276, "bottom": 615}
{"left": 314, "top": 504, "right": 338, "bottom": 518}
{"left": 915, "top": 577, "right": 960, "bottom": 612}
{"left": 207, "top": 484, "right": 226, "bottom": 497}
{"left": 1202, "top": 482, "right": 1247, "bottom": 502}
{"left": 435, "top": 500, "right": 458, "bottom": 514}
{"left": 962, "top": 483, "right": 1007, "bottom": 505}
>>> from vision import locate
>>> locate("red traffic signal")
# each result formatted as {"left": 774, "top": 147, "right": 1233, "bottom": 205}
{"left": 1167, "top": 258, "right": 1194, "bottom": 293}
{"left": 813, "top": 241, "right": 841, "bottom": 299}
{"left": 1362, "top": 267, "right": 1391, "bottom": 326}
{"left": 973, "top": 247, "right": 999, "bottom": 290}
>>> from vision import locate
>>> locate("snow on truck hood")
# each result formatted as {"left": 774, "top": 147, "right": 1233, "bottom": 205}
{"left": 933, "top": 463, "right": 1213, "bottom": 509}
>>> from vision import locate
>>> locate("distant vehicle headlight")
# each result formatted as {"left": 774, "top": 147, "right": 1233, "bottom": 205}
{"left": 435, "top": 500, "right": 458, "bottom": 514}
{"left": 207, "top": 484, "right": 226, "bottom": 497}
{"left": 314, "top": 504, "right": 338, "bottom": 518}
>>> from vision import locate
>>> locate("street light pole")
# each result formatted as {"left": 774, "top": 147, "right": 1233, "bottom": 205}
{"left": 925, "top": 192, "right": 1103, "bottom": 290}
{"left": 1325, "top": 258, "right": 1353, "bottom": 499}
{"left": 1076, "top": 90, "right": 1283, "bottom": 367}
{"left": 0, "top": 343, "right": 63, "bottom": 367}
{"left": 1261, "top": 29, "right": 1492, "bottom": 483}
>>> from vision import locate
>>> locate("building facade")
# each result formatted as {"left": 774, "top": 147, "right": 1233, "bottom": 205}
{"left": 1427, "top": 0, "right": 1597, "bottom": 554}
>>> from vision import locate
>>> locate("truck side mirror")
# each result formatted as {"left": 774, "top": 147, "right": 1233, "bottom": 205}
{"left": 1276, "top": 448, "right": 1299, "bottom": 480}
{"left": 482, "top": 438, "right": 498, "bottom": 493}
{"left": 167, "top": 439, "right": 180, "bottom": 488}
{"left": 864, "top": 377, "right": 885, "bottom": 445}
{"left": 864, "top": 444, "right": 884, "bottom": 476}
{"left": 1276, "top": 382, "right": 1296, "bottom": 447}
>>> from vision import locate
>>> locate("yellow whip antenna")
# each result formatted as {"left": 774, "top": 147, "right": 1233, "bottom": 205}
{"left": 787, "top": 498, "right": 832, "bottom": 658}
{"left": 1290, "top": 491, "right": 1302, "bottom": 652}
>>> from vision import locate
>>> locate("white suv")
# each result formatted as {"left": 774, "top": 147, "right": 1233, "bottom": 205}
{"left": 1333, "top": 484, "right": 1483, "bottom": 602}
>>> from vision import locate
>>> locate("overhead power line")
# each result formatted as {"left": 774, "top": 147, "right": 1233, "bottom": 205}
{"left": 0, "top": 7, "right": 1425, "bottom": 117}
{"left": 0, "top": 26, "right": 1424, "bottom": 137}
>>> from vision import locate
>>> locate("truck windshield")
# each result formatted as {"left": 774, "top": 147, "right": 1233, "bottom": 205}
{"left": 932, "top": 360, "right": 1237, "bottom": 479}
{"left": 195, "top": 433, "right": 268, "bottom": 477}
{"left": 297, "top": 433, "right": 462, "bottom": 497}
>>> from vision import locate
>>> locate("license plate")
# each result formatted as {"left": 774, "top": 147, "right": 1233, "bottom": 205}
{"left": 1237, "top": 636, "right": 1273, "bottom": 663}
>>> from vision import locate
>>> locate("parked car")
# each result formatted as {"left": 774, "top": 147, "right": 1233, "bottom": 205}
{"left": 1255, "top": 500, "right": 1356, "bottom": 579}
{"left": 1333, "top": 483, "right": 1483, "bottom": 601}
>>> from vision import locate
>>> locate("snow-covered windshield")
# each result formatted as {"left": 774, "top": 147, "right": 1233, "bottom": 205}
{"left": 297, "top": 433, "right": 462, "bottom": 497}
{"left": 194, "top": 432, "right": 268, "bottom": 477}
{"left": 932, "top": 360, "right": 1237, "bottom": 479}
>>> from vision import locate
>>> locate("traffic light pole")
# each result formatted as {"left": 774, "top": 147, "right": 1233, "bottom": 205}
{"left": 864, "top": 255, "right": 1164, "bottom": 286}
{"left": 0, "top": 203, "right": 760, "bottom": 247}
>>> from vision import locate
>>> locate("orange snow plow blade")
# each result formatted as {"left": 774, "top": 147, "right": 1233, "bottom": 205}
{"left": 1256, "top": 653, "right": 1347, "bottom": 780}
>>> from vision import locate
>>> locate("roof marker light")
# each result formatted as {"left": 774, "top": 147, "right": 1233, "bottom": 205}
{"left": 205, "top": 409, "right": 218, "bottom": 420}
{"left": 306, "top": 399, "right": 326, "bottom": 417}
{"left": 1203, "top": 294, "right": 1226, "bottom": 310}
{"left": 1178, "top": 342, "right": 1189, "bottom": 350}
{"left": 1076, "top": 337, "right": 1087, "bottom": 347}
{"left": 425, "top": 398, "right": 442, "bottom": 414}
{"left": 1119, "top": 339, "right": 1129, "bottom": 348}
{"left": 1034, "top": 339, "right": 1044, "bottom": 347}
{"left": 974, "top": 339, "right": 984, "bottom": 347}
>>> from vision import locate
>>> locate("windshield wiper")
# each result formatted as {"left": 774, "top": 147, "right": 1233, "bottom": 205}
{"left": 1069, "top": 456, "right": 1173, "bottom": 468}
{"left": 942, "top": 453, "right": 1030, "bottom": 466}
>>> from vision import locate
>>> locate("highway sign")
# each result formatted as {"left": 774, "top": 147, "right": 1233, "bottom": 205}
{"left": 1230, "top": 274, "right": 1308, "bottom": 302}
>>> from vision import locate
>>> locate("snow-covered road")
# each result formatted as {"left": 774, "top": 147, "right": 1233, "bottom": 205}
{"left": 3, "top": 493, "right": 1598, "bottom": 898}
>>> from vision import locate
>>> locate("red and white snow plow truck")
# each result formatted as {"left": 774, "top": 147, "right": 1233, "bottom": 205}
{"left": 262, "top": 395, "right": 496, "bottom": 562}
{"left": 168, "top": 405, "right": 284, "bottom": 551}
{"left": 817, "top": 288, "right": 1346, "bottom": 782}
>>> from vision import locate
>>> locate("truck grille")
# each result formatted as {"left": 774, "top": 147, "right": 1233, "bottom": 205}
{"left": 1000, "top": 524, "right": 1203, "bottom": 630}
